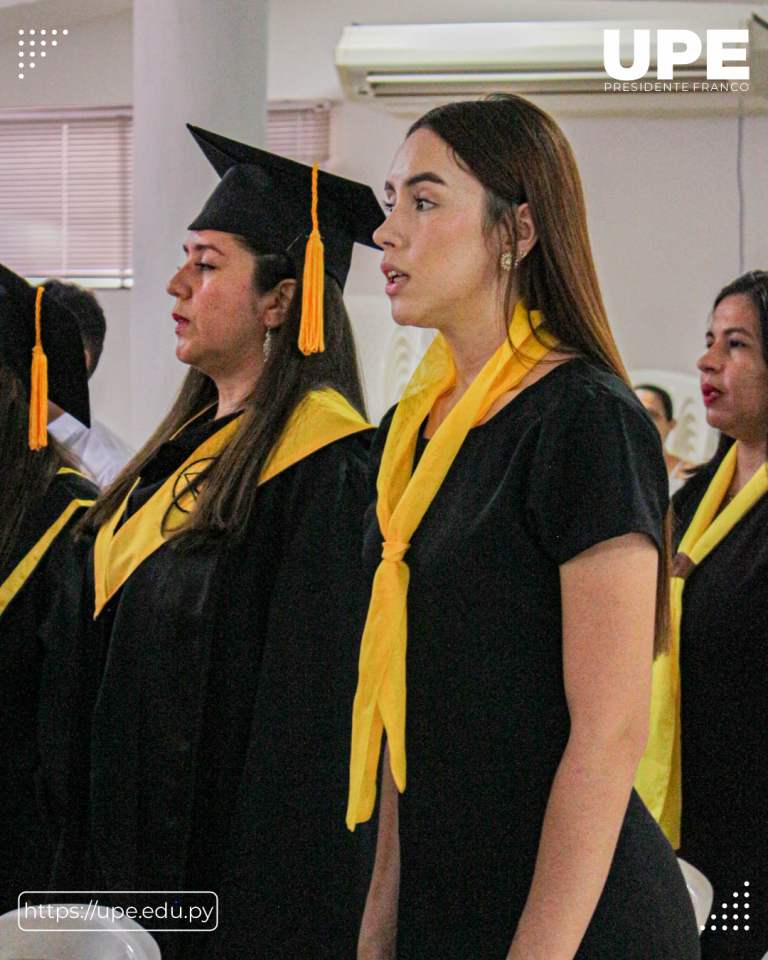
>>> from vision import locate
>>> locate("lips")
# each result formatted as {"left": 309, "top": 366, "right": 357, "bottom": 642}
{"left": 701, "top": 382, "right": 722, "bottom": 407}
{"left": 173, "top": 312, "right": 190, "bottom": 333}
{"left": 381, "top": 261, "right": 409, "bottom": 296}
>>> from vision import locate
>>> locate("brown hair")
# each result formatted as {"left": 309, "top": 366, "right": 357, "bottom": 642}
{"left": 0, "top": 360, "right": 76, "bottom": 571}
{"left": 79, "top": 245, "right": 366, "bottom": 550}
{"left": 409, "top": 95, "right": 670, "bottom": 655}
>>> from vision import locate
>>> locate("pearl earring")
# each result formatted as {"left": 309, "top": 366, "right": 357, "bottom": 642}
{"left": 500, "top": 252, "right": 513, "bottom": 272}
{"left": 263, "top": 328, "right": 273, "bottom": 361}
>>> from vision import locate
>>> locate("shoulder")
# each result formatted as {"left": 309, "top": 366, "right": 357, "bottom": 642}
{"left": 529, "top": 359, "right": 662, "bottom": 467}
{"left": 52, "top": 468, "right": 100, "bottom": 505}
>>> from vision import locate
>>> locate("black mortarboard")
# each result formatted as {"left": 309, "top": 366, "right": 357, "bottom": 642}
{"left": 0, "top": 263, "right": 90, "bottom": 430}
{"left": 187, "top": 124, "right": 385, "bottom": 292}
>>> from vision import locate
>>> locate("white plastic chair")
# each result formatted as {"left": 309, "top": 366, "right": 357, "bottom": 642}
{"left": 0, "top": 903, "right": 161, "bottom": 960}
{"left": 630, "top": 369, "right": 718, "bottom": 464}
{"left": 678, "top": 858, "right": 714, "bottom": 935}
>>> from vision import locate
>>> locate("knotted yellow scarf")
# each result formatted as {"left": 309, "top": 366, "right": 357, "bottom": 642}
{"left": 635, "top": 443, "right": 768, "bottom": 847}
{"left": 346, "top": 301, "right": 554, "bottom": 829}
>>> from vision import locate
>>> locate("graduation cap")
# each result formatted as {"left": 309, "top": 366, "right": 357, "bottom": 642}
{"left": 187, "top": 124, "right": 385, "bottom": 355}
{"left": 0, "top": 263, "right": 91, "bottom": 445}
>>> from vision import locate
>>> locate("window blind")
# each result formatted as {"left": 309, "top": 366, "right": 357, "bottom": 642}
{"left": 0, "top": 102, "right": 331, "bottom": 286}
{"left": 0, "top": 107, "right": 133, "bottom": 287}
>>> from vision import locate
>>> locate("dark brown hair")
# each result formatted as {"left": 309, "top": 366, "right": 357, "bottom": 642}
{"left": 409, "top": 95, "right": 671, "bottom": 655}
{"left": 79, "top": 243, "right": 366, "bottom": 549}
{"left": 0, "top": 360, "right": 76, "bottom": 571}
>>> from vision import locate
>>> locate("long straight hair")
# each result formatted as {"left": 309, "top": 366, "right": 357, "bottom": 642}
{"left": 0, "top": 361, "right": 75, "bottom": 572}
{"left": 409, "top": 95, "right": 671, "bottom": 655}
{"left": 80, "top": 245, "right": 366, "bottom": 550}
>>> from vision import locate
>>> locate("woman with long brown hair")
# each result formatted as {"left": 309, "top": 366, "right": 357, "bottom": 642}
{"left": 79, "top": 128, "right": 383, "bottom": 958}
{"left": 350, "top": 95, "right": 699, "bottom": 959}
{"left": 0, "top": 264, "right": 98, "bottom": 912}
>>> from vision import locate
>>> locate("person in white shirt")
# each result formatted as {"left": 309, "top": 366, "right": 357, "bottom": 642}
{"left": 44, "top": 279, "right": 135, "bottom": 487}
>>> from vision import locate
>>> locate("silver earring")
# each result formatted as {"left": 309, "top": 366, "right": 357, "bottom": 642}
{"left": 500, "top": 252, "right": 513, "bottom": 272}
{"left": 263, "top": 327, "right": 273, "bottom": 361}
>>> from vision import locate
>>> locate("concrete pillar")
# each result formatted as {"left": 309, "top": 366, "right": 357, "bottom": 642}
{"left": 131, "top": 0, "right": 268, "bottom": 445}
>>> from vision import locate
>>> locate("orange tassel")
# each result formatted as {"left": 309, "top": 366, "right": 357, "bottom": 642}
{"left": 298, "top": 162, "right": 325, "bottom": 355}
{"left": 29, "top": 286, "right": 49, "bottom": 450}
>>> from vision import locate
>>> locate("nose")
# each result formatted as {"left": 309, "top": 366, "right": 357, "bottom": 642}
{"left": 697, "top": 340, "right": 720, "bottom": 374}
{"left": 166, "top": 265, "right": 188, "bottom": 299}
{"left": 373, "top": 202, "right": 402, "bottom": 249}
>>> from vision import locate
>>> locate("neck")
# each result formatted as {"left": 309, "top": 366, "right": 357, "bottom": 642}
{"left": 211, "top": 355, "right": 262, "bottom": 419}
{"left": 733, "top": 437, "right": 768, "bottom": 493}
{"left": 440, "top": 308, "right": 509, "bottom": 398}
{"left": 663, "top": 449, "right": 681, "bottom": 475}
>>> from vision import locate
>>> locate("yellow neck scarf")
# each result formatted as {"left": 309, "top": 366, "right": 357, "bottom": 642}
{"left": 346, "top": 301, "right": 554, "bottom": 829}
{"left": 94, "top": 388, "right": 370, "bottom": 618}
{"left": 635, "top": 443, "right": 768, "bottom": 847}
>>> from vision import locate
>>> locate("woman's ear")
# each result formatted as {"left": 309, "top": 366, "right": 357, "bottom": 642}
{"left": 514, "top": 202, "right": 538, "bottom": 260}
{"left": 264, "top": 278, "right": 298, "bottom": 329}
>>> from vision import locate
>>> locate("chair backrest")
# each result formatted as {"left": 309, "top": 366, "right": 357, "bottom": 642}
{"left": 677, "top": 857, "right": 714, "bottom": 935}
{"left": 630, "top": 368, "right": 719, "bottom": 464}
{"left": 0, "top": 904, "right": 161, "bottom": 960}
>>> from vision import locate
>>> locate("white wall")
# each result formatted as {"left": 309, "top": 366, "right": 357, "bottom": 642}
{"left": 268, "top": 0, "right": 768, "bottom": 419}
{"left": 2, "top": 0, "right": 768, "bottom": 432}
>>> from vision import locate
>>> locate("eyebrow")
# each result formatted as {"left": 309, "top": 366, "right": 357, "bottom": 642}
{"left": 707, "top": 327, "right": 754, "bottom": 338}
{"left": 384, "top": 172, "right": 447, "bottom": 192}
{"left": 183, "top": 242, "right": 224, "bottom": 256}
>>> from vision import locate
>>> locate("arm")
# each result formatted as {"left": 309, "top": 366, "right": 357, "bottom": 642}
{"left": 358, "top": 742, "right": 400, "bottom": 960}
{"left": 507, "top": 532, "right": 658, "bottom": 960}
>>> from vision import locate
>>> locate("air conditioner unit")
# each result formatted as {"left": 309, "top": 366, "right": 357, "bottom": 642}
{"left": 335, "top": 18, "right": 768, "bottom": 101}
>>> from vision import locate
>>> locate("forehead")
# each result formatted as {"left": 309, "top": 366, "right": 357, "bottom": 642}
{"left": 636, "top": 390, "right": 665, "bottom": 416}
{"left": 184, "top": 229, "right": 240, "bottom": 253}
{"left": 710, "top": 293, "right": 761, "bottom": 337}
{"left": 386, "top": 128, "right": 475, "bottom": 188}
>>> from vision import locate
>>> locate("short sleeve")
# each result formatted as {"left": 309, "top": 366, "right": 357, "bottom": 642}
{"left": 525, "top": 376, "right": 668, "bottom": 565}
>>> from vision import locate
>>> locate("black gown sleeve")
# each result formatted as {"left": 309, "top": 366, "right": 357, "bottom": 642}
{"left": 525, "top": 377, "right": 669, "bottom": 565}
{"left": 210, "top": 431, "right": 374, "bottom": 960}
{"left": 0, "top": 472, "right": 98, "bottom": 910}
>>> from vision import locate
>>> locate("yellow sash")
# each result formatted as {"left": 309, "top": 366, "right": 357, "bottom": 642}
{"left": 635, "top": 443, "right": 768, "bottom": 847}
{"left": 0, "top": 468, "right": 96, "bottom": 617}
{"left": 346, "top": 301, "right": 555, "bottom": 829}
{"left": 93, "top": 388, "right": 370, "bottom": 618}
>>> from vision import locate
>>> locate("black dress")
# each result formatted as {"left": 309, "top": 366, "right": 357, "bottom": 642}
{"left": 363, "top": 359, "right": 700, "bottom": 959}
{"left": 674, "top": 445, "right": 768, "bottom": 960}
{"left": 88, "top": 412, "right": 374, "bottom": 959}
{"left": 0, "top": 469, "right": 98, "bottom": 912}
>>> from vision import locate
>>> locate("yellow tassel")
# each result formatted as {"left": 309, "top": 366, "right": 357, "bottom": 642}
{"left": 29, "top": 286, "right": 49, "bottom": 450}
{"left": 298, "top": 162, "right": 325, "bottom": 355}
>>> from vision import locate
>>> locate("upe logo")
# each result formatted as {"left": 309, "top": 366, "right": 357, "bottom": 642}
{"left": 604, "top": 29, "right": 749, "bottom": 83}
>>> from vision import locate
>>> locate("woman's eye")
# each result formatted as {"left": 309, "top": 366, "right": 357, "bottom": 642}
{"left": 196, "top": 262, "right": 214, "bottom": 271}
{"left": 382, "top": 200, "right": 394, "bottom": 213}
{"left": 415, "top": 197, "right": 435, "bottom": 211}
{"left": 729, "top": 339, "right": 744, "bottom": 349}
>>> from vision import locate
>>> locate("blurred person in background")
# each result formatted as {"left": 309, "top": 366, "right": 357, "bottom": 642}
{"left": 635, "top": 383, "right": 695, "bottom": 495}
{"left": 0, "top": 264, "right": 98, "bottom": 913}
{"left": 43, "top": 279, "right": 135, "bottom": 487}
{"left": 636, "top": 270, "right": 768, "bottom": 960}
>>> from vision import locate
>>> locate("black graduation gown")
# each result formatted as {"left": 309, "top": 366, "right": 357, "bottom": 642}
{"left": 673, "top": 447, "right": 768, "bottom": 960}
{"left": 88, "top": 413, "right": 374, "bottom": 959}
{"left": 0, "top": 469, "right": 98, "bottom": 912}
{"left": 362, "top": 359, "right": 700, "bottom": 959}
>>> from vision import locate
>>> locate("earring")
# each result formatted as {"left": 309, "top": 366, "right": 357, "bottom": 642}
{"left": 263, "top": 327, "right": 273, "bottom": 361}
{"left": 515, "top": 249, "right": 527, "bottom": 268}
{"left": 500, "top": 252, "right": 513, "bottom": 272}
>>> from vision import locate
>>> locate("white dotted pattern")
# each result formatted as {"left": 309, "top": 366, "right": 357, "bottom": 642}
{"left": 15, "top": 27, "right": 67, "bottom": 78}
